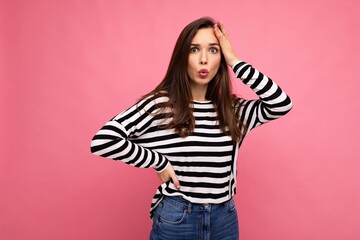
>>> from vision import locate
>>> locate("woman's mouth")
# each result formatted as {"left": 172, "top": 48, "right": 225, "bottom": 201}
{"left": 198, "top": 69, "right": 209, "bottom": 77}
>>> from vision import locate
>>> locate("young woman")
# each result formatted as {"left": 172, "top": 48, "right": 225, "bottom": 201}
{"left": 90, "top": 17, "right": 292, "bottom": 240}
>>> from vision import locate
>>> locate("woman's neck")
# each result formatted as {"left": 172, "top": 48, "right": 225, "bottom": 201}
{"left": 191, "top": 84, "right": 208, "bottom": 101}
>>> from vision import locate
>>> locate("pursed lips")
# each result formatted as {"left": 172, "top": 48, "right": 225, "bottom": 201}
{"left": 198, "top": 69, "right": 209, "bottom": 77}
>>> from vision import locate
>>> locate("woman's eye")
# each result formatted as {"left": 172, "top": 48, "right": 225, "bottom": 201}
{"left": 190, "top": 47, "right": 199, "bottom": 53}
{"left": 210, "top": 47, "right": 219, "bottom": 53}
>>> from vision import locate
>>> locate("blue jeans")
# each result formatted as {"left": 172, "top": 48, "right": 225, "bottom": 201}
{"left": 149, "top": 196, "right": 239, "bottom": 240}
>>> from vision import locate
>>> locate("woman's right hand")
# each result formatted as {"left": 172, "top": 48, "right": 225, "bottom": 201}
{"left": 157, "top": 163, "right": 181, "bottom": 189}
{"left": 214, "top": 22, "right": 240, "bottom": 67}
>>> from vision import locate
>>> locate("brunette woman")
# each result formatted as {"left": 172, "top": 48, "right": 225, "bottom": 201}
{"left": 91, "top": 17, "right": 292, "bottom": 240}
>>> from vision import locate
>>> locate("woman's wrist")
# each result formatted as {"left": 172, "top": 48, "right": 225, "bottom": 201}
{"left": 230, "top": 58, "right": 242, "bottom": 69}
{"left": 226, "top": 55, "right": 240, "bottom": 68}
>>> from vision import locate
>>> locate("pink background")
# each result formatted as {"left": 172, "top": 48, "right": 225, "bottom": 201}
{"left": 1, "top": 0, "right": 359, "bottom": 239}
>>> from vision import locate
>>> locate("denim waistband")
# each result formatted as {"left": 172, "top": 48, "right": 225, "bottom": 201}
{"left": 162, "top": 195, "right": 232, "bottom": 211}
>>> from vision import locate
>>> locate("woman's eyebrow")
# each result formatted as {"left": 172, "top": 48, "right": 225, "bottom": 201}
{"left": 190, "top": 43, "right": 220, "bottom": 46}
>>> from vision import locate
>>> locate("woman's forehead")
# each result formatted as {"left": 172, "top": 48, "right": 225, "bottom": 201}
{"left": 191, "top": 28, "right": 219, "bottom": 45}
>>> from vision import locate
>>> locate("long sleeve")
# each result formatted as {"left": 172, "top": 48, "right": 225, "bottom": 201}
{"left": 233, "top": 61, "right": 293, "bottom": 131}
{"left": 90, "top": 95, "right": 170, "bottom": 172}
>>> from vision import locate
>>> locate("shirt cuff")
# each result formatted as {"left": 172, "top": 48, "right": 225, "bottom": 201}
{"left": 155, "top": 159, "right": 170, "bottom": 173}
{"left": 232, "top": 60, "right": 244, "bottom": 70}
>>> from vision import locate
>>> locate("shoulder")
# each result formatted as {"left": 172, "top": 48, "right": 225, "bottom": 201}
{"left": 231, "top": 95, "right": 245, "bottom": 107}
{"left": 129, "top": 91, "right": 171, "bottom": 117}
{"left": 137, "top": 91, "right": 170, "bottom": 110}
{"left": 231, "top": 95, "right": 255, "bottom": 115}
{"left": 111, "top": 92, "right": 170, "bottom": 122}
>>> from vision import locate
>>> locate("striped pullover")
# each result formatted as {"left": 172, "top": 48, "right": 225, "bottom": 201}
{"left": 90, "top": 61, "right": 293, "bottom": 218}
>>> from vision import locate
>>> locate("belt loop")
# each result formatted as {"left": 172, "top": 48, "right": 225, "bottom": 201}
{"left": 187, "top": 202, "right": 192, "bottom": 213}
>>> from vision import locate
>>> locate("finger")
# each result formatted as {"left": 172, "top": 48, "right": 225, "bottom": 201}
{"left": 171, "top": 174, "right": 181, "bottom": 189}
{"left": 214, "top": 23, "right": 225, "bottom": 40}
{"left": 219, "top": 21, "right": 226, "bottom": 36}
{"left": 215, "top": 21, "right": 227, "bottom": 37}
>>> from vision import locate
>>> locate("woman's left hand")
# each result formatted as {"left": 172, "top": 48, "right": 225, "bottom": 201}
{"left": 214, "top": 22, "right": 240, "bottom": 67}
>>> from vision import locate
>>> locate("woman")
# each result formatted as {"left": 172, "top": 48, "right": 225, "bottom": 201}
{"left": 91, "top": 17, "right": 292, "bottom": 240}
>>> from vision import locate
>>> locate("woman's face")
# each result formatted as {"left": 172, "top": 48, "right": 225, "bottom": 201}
{"left": 187, "top": 27, "right": 221, "bottom": 90}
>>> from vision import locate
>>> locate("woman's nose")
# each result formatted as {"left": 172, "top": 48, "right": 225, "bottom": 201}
{"left": 200, "top": 51, "right": 207, "bottom": 65}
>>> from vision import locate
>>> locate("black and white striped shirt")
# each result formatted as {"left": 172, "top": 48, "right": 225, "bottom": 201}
{"left": 90, "top": 61, "right": 293, "bottom": 218}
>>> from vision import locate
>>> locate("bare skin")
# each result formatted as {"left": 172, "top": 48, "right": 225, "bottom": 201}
{"left": 157, "top": 22, "right": 240, "bottom": 189}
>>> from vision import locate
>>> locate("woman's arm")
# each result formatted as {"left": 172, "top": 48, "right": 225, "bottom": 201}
{"left": 90, "top": 95, "right": 169, "bottom": 172}
{"left": 214, "top": 22, "right": 293, "bottom": 130}
{"left": 233, "top": 61, "right": 293, "bottom": 130}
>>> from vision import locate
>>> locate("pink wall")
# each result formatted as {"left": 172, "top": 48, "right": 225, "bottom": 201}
{"left": 1, "top": 0, "right": 359, "bottom": 239}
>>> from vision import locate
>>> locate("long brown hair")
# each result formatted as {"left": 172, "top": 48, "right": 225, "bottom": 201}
{"left": 141, "top": 17, "right": 245, "bottom": 142}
